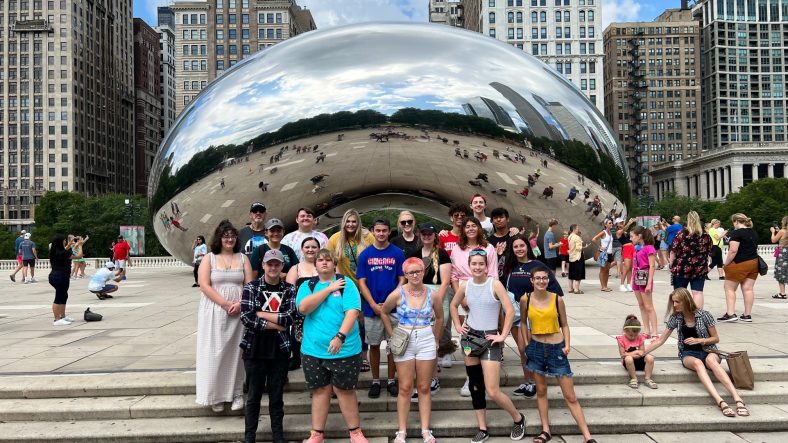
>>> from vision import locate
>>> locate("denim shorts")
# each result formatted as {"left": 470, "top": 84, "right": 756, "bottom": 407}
{"left": 680, "top": 349, "right": 710, "bottom": 368}
{"left": 672, "top": 275, "right": 706, "bottom": 292}
{"left": 525, "top": 340, "right": 573, "bottom": 377}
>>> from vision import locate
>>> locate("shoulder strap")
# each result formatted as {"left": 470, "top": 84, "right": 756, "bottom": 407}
{"left": 554, "top": 293, "right": 563, "bottom": 326}
{"left": 524, "top": 293, "right": 531, "bottom": 322}
{"left": 307, "top": 275, "right": 320, "bottom": 292}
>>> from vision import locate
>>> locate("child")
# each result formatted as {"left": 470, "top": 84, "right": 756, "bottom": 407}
{"left": 617, "top": 315, "right": 657, "bottom": 389}
{"left": 630, "top": 226, "right": 658, "bottom": 338}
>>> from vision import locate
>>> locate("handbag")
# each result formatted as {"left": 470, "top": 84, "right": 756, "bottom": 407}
{"left": 634, "top": 253, "right": 648, "bottom": 285}
{"left": 711, "top": 349, "right": 754, "bottom": 390}
{"left": 775, "top": 247, "right": 781, "bottom": 258}
{"left": 597, "top": 250, "right": 608, "bottom": 267}
{"left": 758, "top": 256, "right": 768, "bottom": 276}
{"left": 387, "top": 291, "right": 429, "bottom": 356}
{"left": 84, "top": 307, "right": 103, "bottom": 322}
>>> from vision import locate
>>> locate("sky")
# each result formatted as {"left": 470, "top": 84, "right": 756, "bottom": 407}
{"left": 133, "top": 0, "right": 679, "bottom": 31}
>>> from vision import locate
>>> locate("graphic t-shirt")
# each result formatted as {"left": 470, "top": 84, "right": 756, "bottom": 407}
{"left": 249, "top": 282, "right": 290, "bottom": 359}
{"left": 238, "top": 226, "right": 267, "bottom": 259}
{"left": 282, "top": 229, "right": 328, "bottom": 262}
{"left": 356, "top": 244, "right": 405, "bottom": 317}
{"left": 296, "top": 276, "right": 362, "bottom": 359}
{"left": 438, "top": 231, "right": 460, "bottom": 257}
{"left": 488, "top": 232, "right": 513, "bottom": 278}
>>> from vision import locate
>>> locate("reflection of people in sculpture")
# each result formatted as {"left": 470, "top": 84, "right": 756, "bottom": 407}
{"left": 540, "top": 186, "right": 554, "bottom": 199}
{"left": 220, "top": 178, "right": 225, "bottom": 189}
{"left": 310, "top": 174, "right": 329, "bottom": 185}
{"left": 519, "top": 187, "right": 529, "bottom": 198}
{"left": 475, "top": 173, "right": 489, "bottom": 183}
{"left": 171, "top": 217, "right": 189, "bottom": 232}
{"left": 258, "top": 181, "right": 268, "bottom": 192}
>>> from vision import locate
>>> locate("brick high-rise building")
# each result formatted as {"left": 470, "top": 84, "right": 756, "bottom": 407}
{"left": 133, "top": 19, "right": 162, "bottom": 196}
{"left": 603, "top": 7, "right": 701, "bottom": 196}
{"left": 172, "top": 0, "right": 316, "bottom": 117}
{"left": 0, "top": 0, "right": 135, "bottom": 230}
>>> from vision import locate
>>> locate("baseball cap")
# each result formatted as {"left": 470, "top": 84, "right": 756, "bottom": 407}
{"left": 23, "top": 233, "right": 31, "bottom": 239}
{"left": 265, "top": 218, "right": 284, "bottom": 230}
{"left": 21, "top": 230, "right": 26, "bottom": 234}
{"left": 419, "top": 222, "right": 437, "bottom": 234}
{"left": 371, "top": 217, "right": 390, "bottom": 228}
{"left": 250, "top": 202, "right": 267, "bottom": 212}
{"left": 105, "top": 261, "right": 116, "bottom": 269}
{"left": 614, "top": 217, "right": 625, "bottom": 225}
{"left": 263, "top": 249, "right": 285, "bottom": 263}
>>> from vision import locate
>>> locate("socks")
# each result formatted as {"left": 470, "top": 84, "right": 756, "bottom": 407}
{"left": 387, "top": 379, "right": 395, "bottom": 385}
{"left": 372, "top": 379, "right": 380, "bottom": 385}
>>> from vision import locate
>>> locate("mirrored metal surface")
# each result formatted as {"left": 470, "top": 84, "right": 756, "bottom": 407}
{"left": 149, "top": 23, "right": 628, "bottom": 263}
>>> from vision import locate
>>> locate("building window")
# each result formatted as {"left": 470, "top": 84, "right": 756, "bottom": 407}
{"left": 565, "top": 62, "right": 571, "bottom": 74}
{"left": 242, "top": 29, "right": 249, "bottom": 39}
{"left": 556, "top": 43, "right": 563, "bottom": 54}
{"left": 242, "top": 14, "right": 249, "bottom": 24}
{"left": 182, "top": 14, "right": 188, "bottom": 25}
{"left": 229, "top": 14, "right": 236, "bottom": 24}
{"left": 183, "top": 61, "right": 189, "bottom": 71}
{"left": 555, "top": 11, "right": 561, "bottom": 22}
{"left": 242, "top": 44, "right": 250, "bottom": 54}
{"left": 516, "top": 12, "right": 522, "bottom": 23}
{"left": 581, "top": 79, "right": 587, "bottom": 90}
{"left": 564, "top": 11, "right": 570, "bottom": 22}
{"left": 590, "top": 79, "right": 596, "bottom": 90}
{"left": 183, "top": 81, "right": 190, "bottom": 90}
{"left": 540, "top": 11, "right": 546, "bottom": 22}
{"left": 217, "top": 30, "right": 224, "bottom": 39}
{"left": 217, "top": 45, "right": 224, "bottom": 55}
{"left": 229, "top": 45, "right": 237, "bottom": 55}
{"left": 508, "top": 12, "right": 514, "bottom": 23}
{"left": 489, "top": 12, "right": 495, "bottom": 23}
{"left": 588, "top": 26, "right": 594, "bottom": 38}
{"left": 489, "top": 28, "right": 496, "bottom": 37}
{"left": 217, "top": 60, "right": 225, "bottom": 70}
{"left": 556, "top": 63, "right": 563, "bottom": 74}
{"left": 579, "top": 10, "right": 585, "bottom": 21}
{"left": 588, "top": 10, "right": 594, "bottom": 21}
{"left": 531, "top": 12, "right": 537, "bottom": 22}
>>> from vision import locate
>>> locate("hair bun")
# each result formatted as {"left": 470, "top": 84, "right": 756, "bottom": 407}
{"left": 626, "top": 314, "right": 638, "bottom": 320}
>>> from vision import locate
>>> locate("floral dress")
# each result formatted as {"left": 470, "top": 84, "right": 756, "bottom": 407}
{"left": 670, "top": 230, "right": 712, "bottom": 280}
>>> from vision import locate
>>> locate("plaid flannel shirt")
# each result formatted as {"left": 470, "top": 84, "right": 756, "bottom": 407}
{"left": 239, "top": 279, "right": 296, "bottom": 358}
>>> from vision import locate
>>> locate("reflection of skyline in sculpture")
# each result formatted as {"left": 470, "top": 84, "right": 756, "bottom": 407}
{"left": 545, "top": 101, "right": 597, "bottom": 149}
{"left": 489, "top": 82, "right": 565, "bottom": 141}
{"left": 462, "top": 97, "right": 517, "bottom": 132}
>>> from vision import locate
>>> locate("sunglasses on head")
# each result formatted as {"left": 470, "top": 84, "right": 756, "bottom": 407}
{"left": 469, "top": 249, "right": 487, "bottom": 257}
{"left": 400, "top": 220, "right": 414, "bottom": 226}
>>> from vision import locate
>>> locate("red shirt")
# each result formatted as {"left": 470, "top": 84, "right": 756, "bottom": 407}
{"left": 559, "top": 237, "right": 569, "bottom": 255}
{"left": 439, "top": 231, "right": 460, "bottom": 257}
{"left": 113, "top": 241, "right": 131, "bottom": 260}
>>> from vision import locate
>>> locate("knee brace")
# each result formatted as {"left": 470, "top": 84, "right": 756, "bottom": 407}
{"left": 465, "top": 364, "right": 486, "bottom": 410}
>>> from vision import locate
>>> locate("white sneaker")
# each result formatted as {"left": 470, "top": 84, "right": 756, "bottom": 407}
{"left": 29, "top": 277, "right": 37, "bottom": 283}
{"left": 63, "top": 316, "right": 75, "bottom": 322}
{"left": 626, "top": 284, "right": 633, "bottom": 292}
{"left": 619, "top": 284, "right": 627, "bottom": 292}
{"left": 460, "top": 377, "right": 471, "bottom": 397}
{"left": 230, "top": 395, "right": 245, "bottom": 411}
{"left": 440, "top": 354, "right": 453, "bottom": 368}
{"left": 211, "top": 403, "right": 224, "bottom": 413}
{"left": 53, "top": 318, "right": 71, "bottom": 326}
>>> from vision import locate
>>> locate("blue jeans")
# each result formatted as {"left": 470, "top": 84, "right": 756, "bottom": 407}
{"left": 525, "top": 340, "right": 573, "bottom": 377}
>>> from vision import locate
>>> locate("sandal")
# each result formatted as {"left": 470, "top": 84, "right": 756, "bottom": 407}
{"left": 735, "top": 400, "right": 750, "bottom": 416}
{"left": 575, "top": 290, "right": 584, "bottom": 294}
{"left": 422, "top": 429, "right": 436, "bottom": 443}
{"left": 718, "top": 400, "right": 735, "bottom": 417}
{"left": 567, "top": 289, "right": 576, "bottom": 294}
{"left": 644, "top": 379, "right": 658, "bottom": 389}
{"left": 393, "top": 431, "right": 407, "bottom": 443}
{"left": 96, "top": 293, "right": 107, "bottom": 300}
{"left": 601, "top": 287, "right": 613, "bottom": 292}
{"left": 627, "top": 378, "right": 639, "bottom": 389}
{"left": 360, "top": 359, "right": 371, "bottom": 372}
{"left": 773, "top": 293, "right": 787, "bottom": 299}
{"left": 533, "top": 431, "right": 552, "bottom": 443}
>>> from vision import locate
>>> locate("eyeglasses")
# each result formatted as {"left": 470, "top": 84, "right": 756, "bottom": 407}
{"left": 532, "top": 276, "right": 549, "bottom": 281}
{"left": 251, "top": 209, "right": 266, "bottom": 214}
{"left": 222, "top": 235, "right": 237, "bottom": 239}
{"left": 405, "top": 270, "right": 424, "bottom": 276}
{"left": 469, "top": 249, "right": 487, "bottom": 257}
{"left": 400, "top": 220, "right": 414, "bottom": 226}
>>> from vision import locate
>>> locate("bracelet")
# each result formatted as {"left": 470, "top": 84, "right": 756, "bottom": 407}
{"left": 335, "top": 331, "right": 346, "bottom": 342}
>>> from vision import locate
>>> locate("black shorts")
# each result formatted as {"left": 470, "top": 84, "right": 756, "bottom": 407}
{"left": 22, "top": 259, "right": 36, "bottom": 267}
{"left": 623, "top": 356, "right": 647, "bottom": 371}
{"left": 559, "top": 254, "right": 569, "bottom": 264}
{"left": 302, "top": 352, "right": 361, "bottom": 391}
{"left": 544, "top": 256, "right": 558, "bottom": 271}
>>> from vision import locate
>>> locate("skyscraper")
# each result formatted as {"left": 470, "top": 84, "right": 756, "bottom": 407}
{"left": 603, "top": 7, "right": 702, "bottom": 196}
{"left": 133, "top": 19, "right": 162, "bottom": 196}
{"left": 429, "top": 0, "right": 464, "bottom": 26}
{"left": 173, "top": 0, "right": 316, "bottom": 117}
{"left": 438, "top": 0, "right": 604, "bottom": 112}
{"left": 156, "top": 7, "right": 177, "bottom": 139}
{"left": 0, "top": 0, "right": 135, "bottom": 229}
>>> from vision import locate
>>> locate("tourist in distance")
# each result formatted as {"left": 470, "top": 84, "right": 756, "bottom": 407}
{"left": 250, "top": 218, "right": 299, "bottom": 280}
{"left": 617, "top": 314, "right": 657, "bottom": 389}
{"left": 771, "top": 216, "right": 788, "bottom": 299}
{"left": 615, "top": 217, "right": 636, "bottom": 292}
{"left": 591, "top": 219, "right": 616, "bottom": 292}
{"left": 644, "top": 288, "right": 750, "bottom": 418}
{"left": 196, "top": 220, "right": 253, "bottom": 413}
{"left": 669, "top": 211, "right": 712, "bottom": 309}
{"left": 407, "top": 222, "right": 452, "bottom": 400}
{"left": 719, "top": 213, "right": 760, "bottom": 322}
{"left": 48, "top": 233, "right": 74, "bottom": 326}
{"left": 297, "top": 249, "right": 368, "bottom": 443}
{"left": 502, "top": 234, "right": 563, "bottom": 398}
{"left": 450, "top": 216, "right": 497, "bottom": 397}
{"left": 521, "top": 265, "right": 595, "bottom": 443}
{"left": 191, "top": 235, "right": 207, "bottom": 288}
{"left": 9, "top": 230, "right": 27, "bottom": 282}
{"left": 239, "top": 249, "right": 296, "bottom": 443}
{"left": 69, "top": 235, "right": 89, "bottom": 279}
{"left": 285, "top": 237, "right": 321, "bottom": 370}
{"left": 17, "top": 232, "right": 38, "bottom": 284}
{"left": 238, "top": 202, "right": 268, "bottom": 259}
{"left": 113, "top": 235, "right": 132, "bottom": 280}
{"left": 380, "top": 257, "right": 443, "bottom": 443}
{"left": 558, "top": 230, "right": 570, "bottom": 278}
{"left": 451, "top": 248, "right": 525, "bottom": 443}
{"left": 542, "top": 219, "right": 561, "bottom": 273}
{"left": 88, "top": 261, "right": 122, "bottom": 300}
{"left": 391, "top": 210, "right": 421, "bottom": 257}
{"left": 655, "top": 220, "right": 669, "bottom": 270}
{"left": 707, "top": 219, "right": 727, "bottom": 280}
{"left": 566, "top": 224, "right": 586, "bottom": 294}
{"left": 282, "top": 207, "right": 329, "bottom": 261}
{"left": 357, "top": 217, "right": 406, "bottom": 398}
{"left": 630, "top": 226, "right": 658, "bottom": 338}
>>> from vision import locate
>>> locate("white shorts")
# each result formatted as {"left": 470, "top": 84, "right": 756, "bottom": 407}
{"left": 115, "top": 259, "right": 127, "bottom": 269}
{"left": 392, "top": 327, "right": 437, "bottom": 363}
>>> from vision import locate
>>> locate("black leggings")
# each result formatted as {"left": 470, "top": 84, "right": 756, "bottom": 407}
{"left": 193, "top": 263, "right": 200, "bottom": 283}
{"left": 49, "top": 271, "right": 70, "bottom": 305}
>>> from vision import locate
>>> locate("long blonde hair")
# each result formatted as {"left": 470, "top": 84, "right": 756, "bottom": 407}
{"left": 666, "top": 288, "right": 697, "bottom": 319}
{"left": 334, "top": 209, "right": 369, "bottom": 261}
{"left": 686, "top": 211, "right": 703, "bottom": 236}
{"left": 731, "top": 213, "right": 753, "bottom": 228}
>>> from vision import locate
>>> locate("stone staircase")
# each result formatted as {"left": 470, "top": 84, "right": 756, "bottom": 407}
{"left": 1, "top": 358, "right": 788, "bottom": 442}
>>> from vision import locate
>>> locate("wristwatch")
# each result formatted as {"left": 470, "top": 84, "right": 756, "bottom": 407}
{"left": 335, "top": 331, "right": 346, "bottom": 342}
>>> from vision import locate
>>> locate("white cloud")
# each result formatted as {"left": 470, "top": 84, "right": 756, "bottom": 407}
{"left": 602, "top": 0, "right": 643, "bottom": 30}
{"left": 298, "top": 0, "right": 428, "bottom": 28}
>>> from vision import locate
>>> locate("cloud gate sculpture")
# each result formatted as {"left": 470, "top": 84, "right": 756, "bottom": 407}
{"left": 149, "top": 22, "right": 629, "bottom": 263}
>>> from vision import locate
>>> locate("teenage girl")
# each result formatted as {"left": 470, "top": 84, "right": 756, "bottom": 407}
{"left": 631, "top": 226, "right": 658, "bottom": 338}
{"left": 521, "top": 265, "right": 596, "bottom": 443}
{"left": 617, "top": 314, "right": 657, "bottom": 389}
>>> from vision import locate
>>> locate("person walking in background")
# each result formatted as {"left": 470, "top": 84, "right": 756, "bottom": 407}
{"left": 616, "top": 217, "right": 637, "bottom": 292}
{"left": 9, "top": 230, "right": 27, "bottom": 282}
{"left": 49, "top": 234, "right": 74, "bottom": 326}
{"left": 771, "top": 216, "right": 788, "bottom": 300}
{"left": 719, "top": 213, "right": 760, "bottom": 322}
{"left": 670, "top": 211, "right": 712, "bottom": 309}
{"left": 592, "top": 219, "right": 616, "bottom": 292}
{"left": 113, "top": 235, "right": 132, "bottom": 280}
{"left": 239, "top": 249, "right": 296, "bottom": 443}
{"left": 192, "top": 236, "right": 207, "bottom": 287}
{"left": 566, "top": 224, "right": 585, "bottom": 294}
{"left": 196, "top": 220, "right": 253, "bottom": 413}
{"left": 18, "top": 232, "right": 38, "bottom": 284}
{"left": 708, "top": 219, "right": 727, "bottom": 280}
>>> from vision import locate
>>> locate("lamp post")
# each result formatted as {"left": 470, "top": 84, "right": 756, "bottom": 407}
{"left": 124, "top": 198, "right": 141, "bottom": 225}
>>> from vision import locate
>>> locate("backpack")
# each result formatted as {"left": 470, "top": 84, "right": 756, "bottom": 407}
{"left": 306, "top": 274, "right": 345, "bottom": 295}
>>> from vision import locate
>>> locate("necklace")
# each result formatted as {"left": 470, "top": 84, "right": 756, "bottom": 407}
{"left": 218, "top": 253, "right": 234, "bottom": 270}
{"left": 406, "top": 286, "right": 426, "bottom": 297}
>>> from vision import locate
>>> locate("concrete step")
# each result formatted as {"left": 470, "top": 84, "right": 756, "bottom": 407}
{"left": 2, "top": 358, "right": 787, "bottom": 399}
{"left": 1, "top": 404, "right": 787, "bottom": 442}
{"left": 1, "top": 380, "right": 786, "bottom": 422}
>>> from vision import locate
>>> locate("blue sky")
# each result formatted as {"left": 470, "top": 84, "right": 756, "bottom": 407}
{"left": 134, "top": 0, "right": 679, "bottom": 31}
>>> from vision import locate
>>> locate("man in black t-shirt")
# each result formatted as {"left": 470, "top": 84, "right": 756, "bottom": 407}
{"left": 238, "top": 202, "right": 268, "bottom": 259}
{"left": 488, "top": 207, "right": 517, "bottom": 278}
{"left": 239, "top": 249, "right": 296, "bottom": 443}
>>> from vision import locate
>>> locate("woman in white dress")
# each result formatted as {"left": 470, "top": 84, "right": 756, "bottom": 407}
{"left": 196, "top": 219, "right": 253, "bottom": 412}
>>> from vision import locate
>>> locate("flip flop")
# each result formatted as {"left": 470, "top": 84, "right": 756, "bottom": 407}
{"left": 773, "top": 293, "right": 787, "bottom": 299}
{"left": 533, "top": 431, "right": 552, "bottom": 443}
{"left": 601, "top": 287, "right": 613, "bottom": 292}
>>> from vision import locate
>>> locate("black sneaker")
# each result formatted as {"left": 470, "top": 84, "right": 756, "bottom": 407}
{"left": 368, "top": 383, "right": 381, "bottom": 398}
{"left": 523, "top": 382, "right": 536, "bottom": 398}
{"left": 471, "top": 429, "right": 490, "bottom": 443}
{"left": 387, "top": 380, "right": 399, "bottom": 396}
{"left": 717, "top": 313, "right": 738, "bottom": 322}
{"left": 411, "top": 378, "right": 441, "bottom": 402}
{"left": 191, "top": 283, "right": 199, "bottom": 287}
{"left": 510, "top": 413, "right": 526, "bottom": 440}
{"left": 739, "top": 314, "right": 752, "bottom": 322}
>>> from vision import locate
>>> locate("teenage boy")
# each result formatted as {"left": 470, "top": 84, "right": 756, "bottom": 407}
{"left": 240, "top": 249, "right": 296, "bottom": 443}
{"left": 239, "top": 202, "right": 268, "bottom": 259}
{"left": 488, "top": 207, "right": 519, "bottom": 278}
{"left": 356, "top": 218, "right": 405, "bottom": 398}
{"left": 282, "top": 207, "right": 328, "bottom": 262}
{"left": 250, "top": 219, "right": 299, "bottom": 280}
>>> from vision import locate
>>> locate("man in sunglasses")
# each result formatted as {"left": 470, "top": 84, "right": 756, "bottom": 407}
{"left": 239, "top": 202, "right": 268, "bottom": 259}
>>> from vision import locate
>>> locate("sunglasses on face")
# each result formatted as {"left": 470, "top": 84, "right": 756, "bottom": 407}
{"left": 469, "top": 249, "right": 487, "bottom": 257}
{"left": 400, "top": 220, "right": 414, "bottom": 226}
{"left": 251, "top": 209, "right": 266, "bottom": 214}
